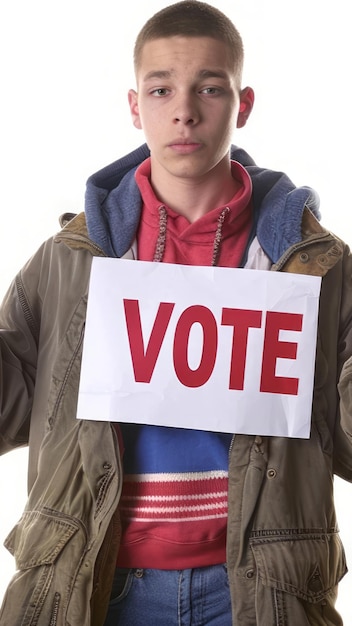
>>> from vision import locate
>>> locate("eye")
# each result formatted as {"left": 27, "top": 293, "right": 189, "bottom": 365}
{"left": 150, "top": 88, "right": 170, "bottom": 97}
{"left": 200, "top": 87, "right": 221, "bottom": 95}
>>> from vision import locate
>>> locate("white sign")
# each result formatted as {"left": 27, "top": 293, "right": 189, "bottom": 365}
{"left": 77, "top": 258, "right": 321, "bottom": 438}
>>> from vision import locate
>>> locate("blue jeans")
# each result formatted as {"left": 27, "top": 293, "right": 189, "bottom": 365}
{"left": 103, "top": 565, "right": 232, "bottom": 625}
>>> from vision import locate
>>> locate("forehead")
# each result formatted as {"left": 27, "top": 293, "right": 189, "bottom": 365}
{"left": 136, "top": 36, "right": 236, "bottom": 80}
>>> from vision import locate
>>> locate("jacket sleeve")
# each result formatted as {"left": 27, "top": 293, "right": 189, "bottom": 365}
{"left": 337, "top": 355, "right": 352, "bottom": 479}
{"left": 0, "top": 254, "right": 42, "bottom": 455}
{"left": 339, "top": 356, "right": 352, "bottom": 436}
{"left": 334, "top": 244, "right": 352, "bottom": 478}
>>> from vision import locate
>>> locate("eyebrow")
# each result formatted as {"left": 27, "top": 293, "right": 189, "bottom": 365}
{"left": 198, "top": 69, "right": 229, "bottom": 80}
{"left": 143, "top": 70, "right": 173, "bottom": 82}
{"left": 143, "top": 68, "right": 230, "bottom": 82}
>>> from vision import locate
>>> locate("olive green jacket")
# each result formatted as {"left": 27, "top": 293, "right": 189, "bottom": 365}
{"left": 0, "top": 209, "right": 351, "bottom": 625}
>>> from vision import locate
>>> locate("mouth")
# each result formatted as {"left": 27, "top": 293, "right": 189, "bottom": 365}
{"left": 168, "top": 140, "right": 202, "bottom": 154}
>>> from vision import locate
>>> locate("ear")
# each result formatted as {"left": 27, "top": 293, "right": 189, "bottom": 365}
{"left": 128, "top": 89, "right": 143, "bottom": 130}
{"left": 236, "top": 86, "right": 255, "bottom": 128}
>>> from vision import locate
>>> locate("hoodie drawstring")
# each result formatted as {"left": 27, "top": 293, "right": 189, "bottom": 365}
{"left": 153, "top": 205, "right": 230, "bottom": 266}
{"left": 153, "top": 206, "right": 168, "bottom": 262}
{"left": 211, "top": 207, "right": 230, "bottom": 267}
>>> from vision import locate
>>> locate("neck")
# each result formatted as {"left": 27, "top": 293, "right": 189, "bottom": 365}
{"left": 150, "top": 162, "right": 239, "bottom": 223}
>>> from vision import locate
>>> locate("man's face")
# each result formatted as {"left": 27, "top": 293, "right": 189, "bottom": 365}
{"left": 129, "top": 36, "right": 252, "bottom": 187}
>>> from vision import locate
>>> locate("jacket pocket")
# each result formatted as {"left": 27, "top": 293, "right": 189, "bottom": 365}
{"left": 1, "top": 509, "right": 83, "bottom": 626}
{"left": 250, "top": 530, "right": 347, "bottom": 603}
{"left": 4, "top": 508, "right": 80, "bottom": 569}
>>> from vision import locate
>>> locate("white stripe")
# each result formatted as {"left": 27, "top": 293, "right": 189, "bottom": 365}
{"left": 124, "top": 471, "right": 228, "bottom": 483}
{"left": 125, "top": 513, "right": 228, "bottom": 522}
{"left": 122, "top": 491, "right": 228, "bottom": 502}
{"left": 121, "top": 501, "right": 227, "bottom": 514}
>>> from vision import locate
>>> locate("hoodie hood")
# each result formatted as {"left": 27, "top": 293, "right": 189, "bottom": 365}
{"left": 85, "top": 143, "right": 321, "bottom": 264}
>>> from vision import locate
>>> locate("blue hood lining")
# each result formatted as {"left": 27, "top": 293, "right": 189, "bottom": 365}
{"left": 85, "top": 143, "right": 320, "bottom": 263}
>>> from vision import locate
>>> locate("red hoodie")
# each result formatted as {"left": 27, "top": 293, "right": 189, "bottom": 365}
{"left": 116, "top": 157, "right": 253, "bottom": 569}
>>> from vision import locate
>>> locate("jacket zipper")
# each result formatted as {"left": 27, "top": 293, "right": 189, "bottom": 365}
{"left": 49, "top": 592, "right": 60, "bottom": 626}
{"left": 228, "top": 434, "right": 236, "bottom": 461}
{"left": 15, "top": 274, "right": 40, "bottom": 343}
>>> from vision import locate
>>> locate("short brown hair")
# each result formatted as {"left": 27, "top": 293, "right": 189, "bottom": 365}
{"left": 134, "top": 1, "right": 244, "bottom": 82}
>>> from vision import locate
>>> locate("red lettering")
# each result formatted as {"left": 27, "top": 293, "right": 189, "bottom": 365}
{"left": 173, "top": 305, "right": 218, "bottom": 387}
{"left": 123, "top": 299, "right": 175, "bottom": 383}
{"left": 221, "top": 309, "right": 262, "bottom": 390}
{"left": 260, "top": 311, "right": 303, "bottom": 395}
{"left": 124, "top": 299, "right": 304, "bottom": 396}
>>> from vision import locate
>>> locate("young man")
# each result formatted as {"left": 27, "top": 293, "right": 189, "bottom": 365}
{"left": 0, "top": 2, "right": 351, "bottom": 625}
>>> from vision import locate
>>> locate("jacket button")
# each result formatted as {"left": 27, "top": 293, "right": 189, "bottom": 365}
{"left": 267, "top": 468, "right": 277, "bottom": 479}
{"left": 246, "top": 569, "right": 254, "bottom": 579}
{"left": 299, "top": 252, "right": 309, "bottom": 263}
{"left": 318, "top": 254, "right": 327, "bottom": 264}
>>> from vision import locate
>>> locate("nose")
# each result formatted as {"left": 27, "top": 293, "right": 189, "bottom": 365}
{"left": 173, "top": 92, "right": 199, "bottom": 125}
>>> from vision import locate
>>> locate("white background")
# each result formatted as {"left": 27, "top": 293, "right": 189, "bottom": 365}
{"left": 0, "top": 0, "right": 351, "bottom": 620}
